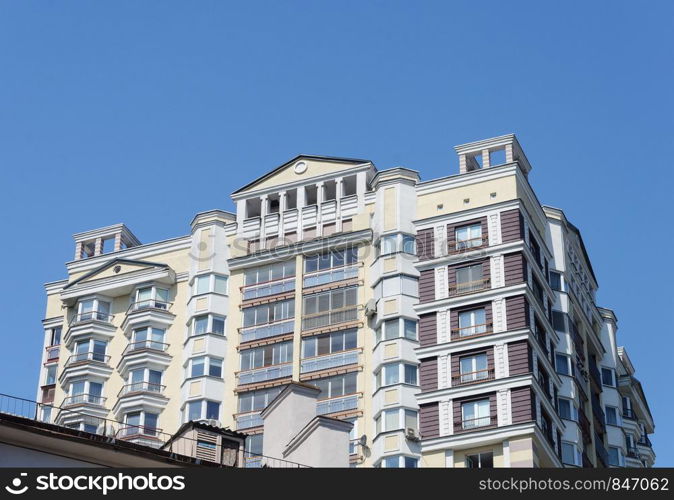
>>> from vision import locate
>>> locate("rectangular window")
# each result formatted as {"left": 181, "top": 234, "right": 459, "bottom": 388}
{"left": 465, "top": 452, "right": 493, "bottom": 468}
{"left": 404, "top": 364, "right": 418, "bottom": 385}
{"left": 459, "top": 353, "right": 488, "bottom": 383}
{"left": 314, "top": 373, "right": 357, "bottom": 400}
{"left": 45, "top": 365, "right": 56, "bottom": 385}
{"left": 404, "top": 457, "right": 418, "bottom": 468}
{"left": 206, "top": 401, "right": 220, "bottom": 420}
{"left": 608, "top": 446, "right": 623, "bottom": 467}
{"left": 601, "top": 368, "right": 615, "bottom": 387}
{"left": 241, "top": 341, "right": 293, "bottom": 369}
{"left": 49, "top": 327, "right": 62, "bottom": 346}
{"left": 555, "top": 353, "right": 572, "bottom": 376}
{"left": 193, "top": 316, "right": 209, "bottom": 335}
{"left": 243, "top": 300, "right": 295, "bottom": 326}
{"left": 605, "top": 406, "right": 620, "bottom": 426}
{"left": 214, "top": 276, "right": 228, "bottom": 294}
{"left": 462, "top": 399, "right": 490, "bottom": 429}
{"left": 195, "top": 275, "right": 210, "bottom": 295}
{"left": 456, "top": 264, "right": 483, "bottom": 285}
{"left": 558, "top": 398, "right": 578, "bottom": 421}
{"left": 549, "top": 271, "right": 563, "bottom": 291}
{"left": 245, "top": 261, "right": 296, "bottom": 286}
{"left": 458, "top": 308, "right": 487, "bottom": 337}
{"left": 405, "top": 409, "right": 418, "bottom": 431}
{"left": 384, "top": 363, "right": 399, "bottom": 386}
{"left": 403, "top": 319, "right": 417, "bottom": 340}
{"left": 561, "top": 442, "right": 580, "bottom": 466}
{"left": 552, "top": 311, "right": 566, "bottom": 332}
{"left": 455, "top": 224, "right": 483, "bottom": 250}
{"left": 305, "top": 247, "right": 357, "bottom": 272}
{"left": 191, "top": 357, "right": 205, "bottom": 377}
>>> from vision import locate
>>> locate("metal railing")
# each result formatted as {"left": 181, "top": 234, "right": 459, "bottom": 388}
{"left": 65, "top": 352, "right": 111, "bottom": 366}
{"left": 0, "top": 393, "right": 309, "bottom": 468}
{"left": 300, "top": 350, "right": 359, "bottom": 374}
{"left": 239, "top": 318, "right": 294, "bottom": 343}
{"left": 455, "top": 415, "right": 497, "bottom": 431}
{"left": 448, "top": 278, "right": 491, "bottom": 297}
{"left": 62, "top": 393, "right": 107, "bottom": 407}
{"left": 118, "top": 382, "right": 165, "bottom": 398}
{"left": 450, "top": 235, "right": 489, "bottom": 253}
{"left": 122, "top": 340, "right": 170, "bottom": 357}
{"left": 127, "top": 300, "right": 171, "bottom": 313}
{"left": 316, "top": 394, "right": 358, "bottom": 415}
{"left": 451, "top": 368, "right": 495, "bottom": 387}
{"left": 450, "top": 322, "right": 493, "bottom": 341}
{"left": 237, "top": 363, "right": 292, "bottom": 386}
{"left": 69, "top": 311, "right": 113, "bottom": 325}
{"left": 301, "top": 306, "right": 358, "bottom": 331}
{"left": 241, "top": 277, "right": 295, "bottom": 301}
{"left": 303, "top": 265, "right": 358, "bottom": 288}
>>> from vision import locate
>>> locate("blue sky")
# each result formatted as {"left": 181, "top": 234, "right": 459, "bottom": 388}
{"left": 1, "top": 1, "right": 672, "bottom": 465}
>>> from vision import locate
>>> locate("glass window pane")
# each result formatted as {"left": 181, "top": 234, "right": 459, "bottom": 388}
{"left": 385, "top": 410, "right": 398, "bottom": 431}
{"left": 209, "top": 359, "right": 222, "bottom": 378}
{"left": 188, "top": 401, "right": 202, "bottom": 421}
{"left": 384, "top": 319, "right": 399, "bottom": 340}
{"left": 194, "top": 316, "right": 208, "bottom": 334}
{"left": 212, "top": 316, "right": 225, "bottom": 334}
{"left": 191, "top": 357, "right": 205, "bottom": 377}
{"left": 384, "top": 364, "right": 399, "bottom": 385}
{"left": 196, "top": 277, "right": 210, "bottom": 295}
{"left": 404, "top": 320, "right": 417, "bottom": 340}
{"left": 214, "top": 276, "right": 228, "bottom": 294}
{"left": 206, "top": 401, "right": 220, "bottom": 420}
{"left": 404, "top": 364, "right": 418, "bottom": 385}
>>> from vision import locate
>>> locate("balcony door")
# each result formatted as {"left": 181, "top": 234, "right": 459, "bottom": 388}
{"left": 460, "top": 353, "right": 488, "bottom": 383}
{"left": 456, "top": 264, "right": 483, "bottom": 293}
{"left": 462, "top": 399, "right": 490, "bottom": 429}
{"left": 458, "top": 308, "right": 487, "bottom": 337}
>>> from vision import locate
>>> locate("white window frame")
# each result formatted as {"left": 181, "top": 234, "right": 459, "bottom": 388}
{"left": 192, "top": 273, "right": 229, "bottom": 296}
{"left": 458, "top": 308, "right": 487, "bottom": 336}
{"left": 455, "top": 223, "right": 482, "bottom": 249}
{"left": 184, "top": 399, "right": 221, "bottom": 422}
{"left": 191, "top": 313, "right": 226, "bottom": 336}
{"left": 133, "top": 285, "right": 169, "bottom": 309}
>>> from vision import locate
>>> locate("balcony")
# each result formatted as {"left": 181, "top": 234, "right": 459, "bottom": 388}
{"left": 316, "top": 394, "right": 358, "bottom": 415}
{"left": 127, "top": 299, "right": 171, "bottom": 314}
{"left": 69, "top": 311, "right": 114, "bottom": 326}
{"left": 241, "top": 277, "right": 295, "bottom": 301}
{"left": 626, "top": 446, "right": 640, "bottom": 459}
{"left": 448, "top": 278, "right": 491, "bottom": 297}
{"left": 622, "top": 408, "right": 636, "bottom": 420}
{"left": 450, "top": 322, "right": 493, "bottom": 342}
{"left": 237, "top": 363, "right": 293, "bottom": 386}
{"left": 638, "top": 435, "right": 653, "bottom": 448}
{"left": 454, "top": 415, "right": 497, "bottom": 433}
{"left": 115, "top": 424, "right": 162, "bottom": 446}
{"left": 594, "top": 434, "right": 609, "bottom": 467}
{"left": 451, "top": 369, "right": 495, "bottom": 387}
{"left": 301, "top": 306, "right": 358, "bottom": 331}
{"left": 236, "top": 411, "right": 264, "bottom": 430}
{"left": 40, "top": 385, "right": 55, "bottom": 404}
{"left": 578, "top": 408, "right": 592, "bottom": 445}
{"left": 62, "top": 393, "right": 106, "bottom": 408}
{"left": 45, "top": 345, "right": 60, "bottom": 363}
{"left": 65, "top": 351, "right": 111, "bottom": 367}
{"left": 118, "top": 382, "right": 165, "bottom": 398}
{"left": 300, "top": 350, "right": 359, "bottom": 374}
{"left": 303, "top": 265, "right": 358, "bottom": 289}
{"left": 122, "top": 340, "right": 170, "bottom": 357}
{"left": 239, "top": 318, "right": 294, "bottom": 343}
{"left": 449, "top": 235, "right": 489, "bottom": 255}
{"left": 591, "top": 394, "right": 605, "bottom": 431}
{"left": 588, "top": 361, "right": 602, "bottom": 389}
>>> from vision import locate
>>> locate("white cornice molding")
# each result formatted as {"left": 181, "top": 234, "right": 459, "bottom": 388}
{"left": 60, "top": 267, "right": 176, "bottom": 303}
{"left": 416, "top": 163, "right": 519, "bottom": 196}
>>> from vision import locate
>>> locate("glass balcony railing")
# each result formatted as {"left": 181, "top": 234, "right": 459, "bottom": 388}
{"left": 236, "top": 412, "right": 264, "bottom": 430}
{"left": 237, "top": 363, "right": 292, "bottom": 386}
{"left": 65, "top": 352, "right": 110, "bottom": 367}
{"left": 303, "top": 265, "right": 358, "bottom": 288}
{"left": 69, "top": 311, "right": 113, "bottom": 325}
{"left": 118, "top": 382, "right": 165, "bottom": 398}
{"left": 301, "top": 306, "right": 358, "bottom": 331}
{"left": 316, "top": 394, "right": 358, "bottom": 415}
{"left": 239, "top": 318, "right": 294, "bottom": 343}
{"left": 241, "top": 277, "right": 295, "bottom": 301}
{"left": 300, "top": 350, "right": 359, "bottom": 374}
{"left": 62, "top": 393, "right": 106, "bottom": 407}
{"left": 122, "top": 340, "right": 170, "bottom": 357}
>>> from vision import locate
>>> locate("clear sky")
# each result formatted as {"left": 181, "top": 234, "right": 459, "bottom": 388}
{"left": 1, "top": 1, "right": 672, "bottom": 465}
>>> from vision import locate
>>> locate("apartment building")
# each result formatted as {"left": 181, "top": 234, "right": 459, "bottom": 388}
{"left": 35, "top": 134, "right": 655, "bottom": 467}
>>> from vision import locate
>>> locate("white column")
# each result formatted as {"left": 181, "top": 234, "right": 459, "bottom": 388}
{"left": 335, "top": 177, "right": 343, "bottom": 232}
{"left": 434, "top": 224, "right": 445, "bottom": 257}
{"left": 316, "top": 182, "right": 324, "bottom": 237}
{"left": 297, "top": 187, "right": 306, "bottom": 240}
{"left": 260, "top": 194, "right": 268, "bottom": 248}
{"left": 481, "top": 149, "right": 490, "bottom": 169}
{"left": 279, "top": 191, "right": 287, "bottom": 237}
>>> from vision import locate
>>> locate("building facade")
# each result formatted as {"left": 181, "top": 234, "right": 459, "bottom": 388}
{"left": 35, "top": 134, "right": 655, "bottom": 467}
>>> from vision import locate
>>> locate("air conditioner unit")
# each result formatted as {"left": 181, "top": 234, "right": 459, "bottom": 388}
{"left": 364, "top": 299, "right": 377, "bottom": 318}
{"left": 405, "top": 428, "right": 420, "bottom": 441}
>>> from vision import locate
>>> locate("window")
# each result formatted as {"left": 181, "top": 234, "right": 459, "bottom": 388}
{"left": 49, "top": 327, "right": 62, "bottom": 346}
{"left": 377, "top": 234, "right": 416, "bottom": 256}
{"left": 313, "top": 373, "right": 357, "bottom": 400}
{"left": 245, "top": 261, "right": 296, "bottom": 286}
{"left": 77, "top": 298, "right": 111, "bottom": 321}
{"left": 601, "top": 368, "right": 616, "bottom": 387}
{"left": 461, "top": 399, "right": 490, "bottom": 429}
{"left": 605, "top": 406, "right": 620, "bottom": 426}
{"left": 552, "top": 311, "right": 566, "bottom": 332}
{"left": 375, "top": 318, "right": 417, "bottom": 342}
{"left": 459, "top": 353, "right": 488, "bottom": 383}
{"left": 238, "top": 387, "right": 283, "bottom": 413}
{"left": 555, "top": 353, "right": 572, "bottom": 376}
{"left": 45, "top": 365, "right": 56, "bottom": 385}
{"left": 185, "top": 400, "right": 221, "bottom": 422}
{"left": 561, "top": 442, "right": 581, "bottom": 466}
{"left": 608, "top": 446, "right": 624, "bottom": 467}
{"left": 241, "top": 341, "right": 293, "bottom": 370}
{"left": 458, "top": 308, "right": 487, "bottom": 337}
{"left": 622, "top": 396, "right": 633, "bottom": 418}
{"left": 305, "top": 247, "right": 357, "bottom": 273}
{"left": 455, "top": 223, "right": 483, "bottom": 250}
{"left": 243, "top": 300, "right": 294, "bottom": 327}
{"left": 465, "top": 452, "right": 493, "bottom": 468}
{"left": 456, "top": 264, "right": 483, "bottom": 285}
{"left": 379, "top": 455, "right": 418, "bottom": 468}
{"left": 188, "top": 357, "right": 223, "bottom": 378}
{"left": 134, "top": 286, "right": 169, "bottom": 309}
{"left": 302, "top": 330, "right": 356, "bottom": 358}
{"left": 550, "top": 271, "right": 563, "bottom": 291}
{"left": 195, "top": 275, "right": 210, "bottom": 295}
{"left": 302, "top": 288, "right": 356, "bottom": 329}
{"left": 380, "top": 275, "right": 418, "bottom": 298}
{"left": 192, "top": 314, "right": 226, "bottom": 336}
{"left": 376, "top": 363, "right": 417, "bottom": 389}
{"left": 558, "top": 398, "right": 578, "bottom": 421}
{"left": 132, "top": 327, "right": 165, "bottom": 349}
{"left": 404, "top": 457, "right": 418, "bottom": 468}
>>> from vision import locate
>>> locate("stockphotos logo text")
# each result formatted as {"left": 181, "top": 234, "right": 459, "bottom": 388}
{"left": 4, "top": 472, "right": 185, "bottom": 496}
